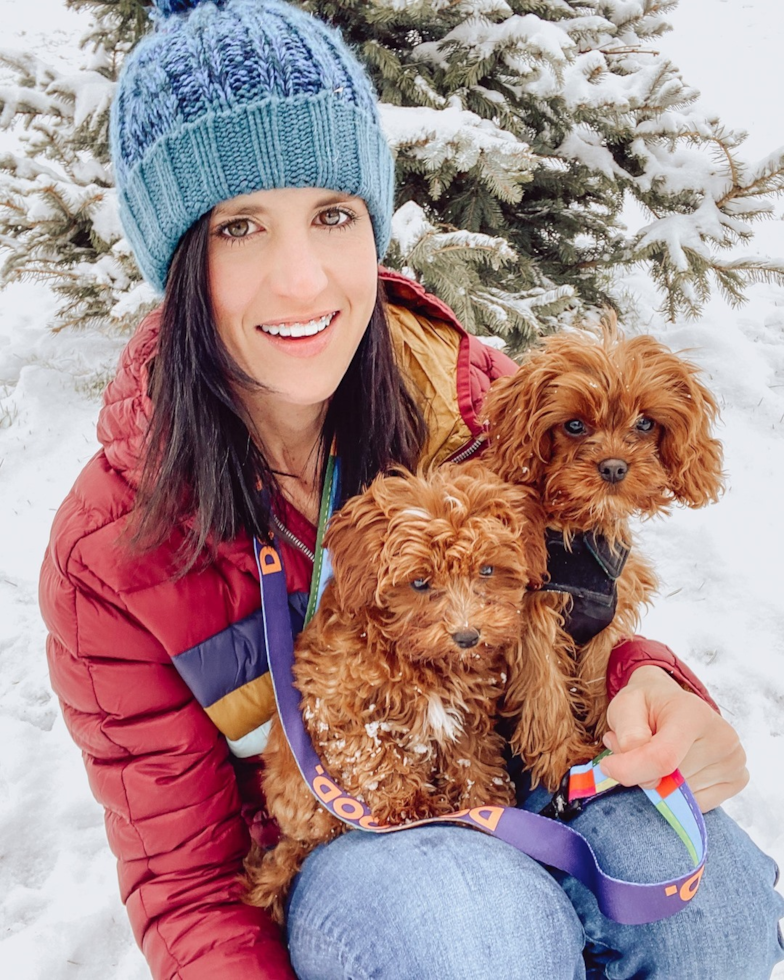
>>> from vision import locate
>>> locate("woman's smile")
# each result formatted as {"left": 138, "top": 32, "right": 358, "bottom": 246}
{"left": 258, "top": 310, "right": 336, "bottom": 337}
{"left": 255, "top": 311, "right": 341, "bottom": 359}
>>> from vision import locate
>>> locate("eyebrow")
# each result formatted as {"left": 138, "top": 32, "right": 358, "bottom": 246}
{"left": 212, "top": 191, "right": 359, "bottom": 219}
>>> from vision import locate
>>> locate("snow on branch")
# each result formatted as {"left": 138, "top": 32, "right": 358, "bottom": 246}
{"left": 381, "top": 99, "right": 536, "bottom": 201}
{"left": 0, "top": 12, "right": 151, "bottom": 334}
{"left": 389, "top": 199, "right": 573, "bottom": 345}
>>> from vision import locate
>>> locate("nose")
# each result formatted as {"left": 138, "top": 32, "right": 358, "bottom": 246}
{"left": 451, "top": 628, "right": 481, "bottom": 649}
{"left": 266, "top": 229, "right": 328, "bottom": 301}
{"left": 598, "top": 458, "right": 629, "bottom": 484}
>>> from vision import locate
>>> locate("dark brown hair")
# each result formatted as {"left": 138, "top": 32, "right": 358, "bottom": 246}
{"left": 131, "top": 211, "right": 427, "bottom": 570}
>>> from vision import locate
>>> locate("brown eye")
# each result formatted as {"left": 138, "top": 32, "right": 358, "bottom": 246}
{"left": 320, "top": 208, "right": 344, "bottom": 226}
{"left": 479, "top": 566, "right": 494, "bottom": 577}
{"left": 318, "top": 207, "right": 355, "bottom": 229}
{"left": 636, "top": 416, "right": 655, "bottom": 433}
{"left": 411, "top": 579, "right": 430, "bottom": 592}
{"left": 563, "top": 419, "right": 587, "bottom": 436}
{"left": 223, "top": 219, "right": 251, "bottom": 239}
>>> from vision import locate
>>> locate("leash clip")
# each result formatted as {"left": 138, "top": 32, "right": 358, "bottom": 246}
{"left": 538, "top": 770, "right": 584, "bottom": 822}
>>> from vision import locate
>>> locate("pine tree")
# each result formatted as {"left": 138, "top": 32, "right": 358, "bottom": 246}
{"left": 302, "top": 0, "right": 784, "bottom": 350}
{"left": 2, "top": 0, "right": 784, "bottom": 351}
{"left": 0, "top": 0, "right": 155, "bottom": 333}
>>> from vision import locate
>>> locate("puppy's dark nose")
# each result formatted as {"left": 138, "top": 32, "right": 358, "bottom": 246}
{"left": 598, "top": 458, "right": 629, "bottom": 484}
{"left": 452, "top": 628, "right": 481, "bottom": 649}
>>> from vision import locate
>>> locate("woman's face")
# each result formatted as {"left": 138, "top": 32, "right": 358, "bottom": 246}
{"left": 207, "top": 186, "right": 378, "bottom": 416}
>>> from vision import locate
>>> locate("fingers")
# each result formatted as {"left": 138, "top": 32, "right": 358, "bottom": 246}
{"left": 600, "top": 731, "right": 687, "bottom": 788}
{"left": 678, "top": 738, "right": 749, "bottom": 812}
{"left": 603, "top": 719, "right": 653, "bottom": 755}
{"left": 601, "top": 674, "right": 704, "bottom": 786}
{"left": 603, "top": 685, "right": 655, "bottom": 754}
{"left": 604, "top": 746, "right": 748, "bottom": 812}
{"left": 604, "top": 727, "right": 749, "bottom": 811}
{"left": 675, "top": 725, "right": 746, "bottom": 783}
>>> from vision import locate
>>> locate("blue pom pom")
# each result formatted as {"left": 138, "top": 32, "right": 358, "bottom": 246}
{"left": 151, "top": 0, "right": 207, "bottom": 17}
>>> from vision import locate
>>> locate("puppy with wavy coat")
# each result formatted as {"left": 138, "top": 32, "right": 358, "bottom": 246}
{"left": 245, "top": 463, "right": 547, "bottom": 923}
{"left": 482, "top": 325, "right": 724, "bottom": 791}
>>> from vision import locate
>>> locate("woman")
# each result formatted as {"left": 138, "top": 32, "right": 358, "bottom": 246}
{"left": 39, "top": 1, "right": 783, "bottom": 978}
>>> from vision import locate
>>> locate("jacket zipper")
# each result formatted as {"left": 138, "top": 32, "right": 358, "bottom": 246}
{"left": 270, "top": 513, "right": 315, "bottom": 563}
{"left": 270, "top": 436, "right": 485, "bottom": 560}
{"left": 445, "top": 435, "right": 486, "bottom": 465}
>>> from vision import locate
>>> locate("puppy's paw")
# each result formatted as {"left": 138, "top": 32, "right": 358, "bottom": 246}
{"left": 528, "top": 736, "right": 601, "bottom": 793}
{"left": 458, "top": 769, "right": 516, "bottom": 810}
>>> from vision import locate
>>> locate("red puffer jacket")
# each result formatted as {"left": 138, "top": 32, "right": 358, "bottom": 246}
{"left": 39, "top": 270, "right": 715, "bottom": 980}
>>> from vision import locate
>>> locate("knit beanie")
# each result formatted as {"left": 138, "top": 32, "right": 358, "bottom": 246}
{"left": 110, "top": 0, "right": 395, "bottom": 292}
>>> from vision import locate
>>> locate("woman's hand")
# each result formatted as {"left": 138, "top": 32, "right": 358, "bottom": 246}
{"left": 599, "top": 665, "right": 749, "bottom": 812}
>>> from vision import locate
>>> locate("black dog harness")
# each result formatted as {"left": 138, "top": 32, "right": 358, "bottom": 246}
{"left": 542, "top": 530, "right": 630, "bottom": 645}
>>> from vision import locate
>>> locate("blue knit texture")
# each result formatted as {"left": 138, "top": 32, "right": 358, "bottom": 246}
{"left": 152, "top": 0, "right": 207, "bottom": 16}
{"left": 111, "top": 0, "right": 394, "bottom": 291}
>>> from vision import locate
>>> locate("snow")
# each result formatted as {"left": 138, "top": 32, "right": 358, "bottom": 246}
{"left": 391, "top": 201, "right": 433, "bottom": 255}
{"left": 380, "top": 99, "right": 533, "bottom": 196}
{"left": 0, "top": 1, "right": 782, "bottom": 978}
{"left": 557, "top": 126, "right": 629, "bottom": 181}
{"left": 55, "top": 70, "right": 116, "bottom": 130}
{"left": 89, "top": 191, "right": 123, "bottom": 245}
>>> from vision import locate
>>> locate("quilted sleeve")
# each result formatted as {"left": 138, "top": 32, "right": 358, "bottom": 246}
{"left": 39, "top": 515, "right": 294, "bottom": 980}
{"left": 606, "top": 636, "right": 720, "bottom": 713}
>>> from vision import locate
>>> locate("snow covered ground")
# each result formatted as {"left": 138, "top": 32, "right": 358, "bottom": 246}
{"left": 0, "top": 1, "right": 782, "bottom": 977}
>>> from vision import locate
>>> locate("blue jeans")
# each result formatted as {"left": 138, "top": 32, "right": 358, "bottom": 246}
{"left": 286, "top": 786, "right": 784, "bottom": 979}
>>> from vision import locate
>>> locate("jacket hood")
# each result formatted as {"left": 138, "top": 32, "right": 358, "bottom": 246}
{"left": 96, "top": 307, "right": 159, "bottom": 485}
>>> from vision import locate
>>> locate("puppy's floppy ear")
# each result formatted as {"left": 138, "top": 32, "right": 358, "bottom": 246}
{"left": 481, "top": 356, "right": 559, "bottom": 487}
{"left": 660, "top": 394, "right": 725, "bottom": 507}
{"left": 630, "top": 338, "right": 725, "bottom": 507}
{"left": 481, "top": 478, "right": 548, "bottom": 589}
{"left": 322, "top": 473, "right": 395, "bottom": 614}
{"left": 505, "top": 485, "right": 549, "bottom": 589}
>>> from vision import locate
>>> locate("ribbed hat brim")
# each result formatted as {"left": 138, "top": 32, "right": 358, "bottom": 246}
{"left": 119, "top": 91, "right": 394, "bottom": 292}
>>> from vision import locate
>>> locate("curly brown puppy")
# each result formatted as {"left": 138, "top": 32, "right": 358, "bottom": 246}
{"left": 481, "top": 326, "right": 725, "bottom": 790}
{"left": 244, "top": 463, "right": 547, "bottom": 923}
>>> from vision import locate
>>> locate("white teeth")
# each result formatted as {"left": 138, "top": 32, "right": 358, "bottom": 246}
{"left": 260, "top": 312, "right": 335, "bottom": 337}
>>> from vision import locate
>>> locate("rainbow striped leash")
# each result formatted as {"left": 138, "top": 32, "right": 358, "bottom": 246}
{"left": 565, "top": 754, "right": 702, "bottom": 869}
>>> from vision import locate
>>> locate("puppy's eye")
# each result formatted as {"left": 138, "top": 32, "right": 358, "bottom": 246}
{"left": 479, "top": 565, "right": 494, "bottom": 577}
{"left": 563, "top": 419, "right": 587, "bottom": 436}
{"left": 635, "top": 416, "right": 655, "bottom": 432}
{"left": 410, "top": 578, "right": 431, "bottom": 592}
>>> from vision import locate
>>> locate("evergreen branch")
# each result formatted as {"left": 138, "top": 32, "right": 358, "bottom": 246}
{"left": 598, "top": 46, "right": 661, "bottom": 57}
{"left": 7, "top": 266, "right": 86, "bottom": 281}
{"left": 713, "top": 256, "right": 784, "bottom": 274}
{"left": 0, "top": 86, "right": 72, "bottom": 128}
{"left": 0, "top": 47, "right": 60, "bottom": 85}
{"left": 670, "top": 129, "right": 742, "bottom": 194}
{"left": 717, "top": 165, "right": 784, "bottom": 209}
